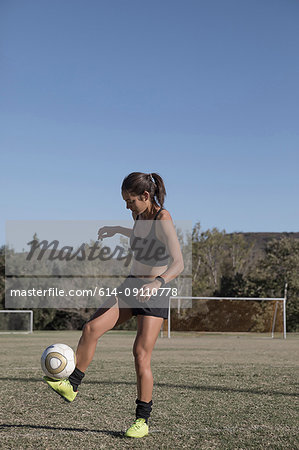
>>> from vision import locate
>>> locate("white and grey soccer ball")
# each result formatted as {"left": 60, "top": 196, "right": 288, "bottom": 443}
{"left": 41, "top": 343, "right": 76, "bottom": 379}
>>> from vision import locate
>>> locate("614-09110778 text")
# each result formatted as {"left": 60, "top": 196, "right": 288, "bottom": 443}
{"left": 100, "top": 287, "right": 178, "bottom": 297}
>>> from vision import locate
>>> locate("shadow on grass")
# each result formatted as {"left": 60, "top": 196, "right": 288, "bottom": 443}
{"left": 0, "top": 376, "right": 297, "bottom": 398}
{"left": 0, "top": 423, "right": 123, "bottom": 437}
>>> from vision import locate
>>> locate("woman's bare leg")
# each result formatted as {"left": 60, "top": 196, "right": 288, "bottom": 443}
{"left": 76, "top": 297, "right": 132, "bottom": 372}
{"left": 133, "top": 315, "right": 164, "bottom": 402}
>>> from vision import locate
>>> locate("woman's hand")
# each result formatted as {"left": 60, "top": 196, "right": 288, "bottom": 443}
{"left": 136, "top": 280, "right": 161, "bottom": 303}
{"left": 97, "top": 226, "right": 118, "bottom": 240}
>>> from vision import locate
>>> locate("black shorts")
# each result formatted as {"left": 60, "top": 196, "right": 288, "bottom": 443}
{"left": 117, "top": 275, "right": 169, "bottom": 319}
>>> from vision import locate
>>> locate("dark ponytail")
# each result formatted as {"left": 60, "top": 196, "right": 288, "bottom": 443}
{"left": 151, "top": 173, "right": 166, "bottom": 207}
{"left": 121, "top": 172, "right": 166, "bottom": 207}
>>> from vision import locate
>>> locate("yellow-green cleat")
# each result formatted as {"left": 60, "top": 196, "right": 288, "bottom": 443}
{"left": 125, "top": 418, "right": 149, "bottom": 438}
{"left": 43, "top": 376, "right": 78, "bottom": 402}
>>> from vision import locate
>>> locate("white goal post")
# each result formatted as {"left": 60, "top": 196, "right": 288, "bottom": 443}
{"left": 167, "top": 287, "right": 287, "bottom": 339}
{"left": 0, "top": 310, "right": 33, "bottom": 334}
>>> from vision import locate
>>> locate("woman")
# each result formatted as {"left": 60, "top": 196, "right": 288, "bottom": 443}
{"left": 44, "top": 172, "right": 184, "bottom": 438}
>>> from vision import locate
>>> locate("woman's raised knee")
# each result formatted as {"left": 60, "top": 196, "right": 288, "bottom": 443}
{"left": 83, "top": 310, "right": 118, "bottom": 340}
{"left": 82, "top": 321, "right": 104, "bottom": 341}
{"left": 82, "top": 321, "right": 96, "bottom": 338}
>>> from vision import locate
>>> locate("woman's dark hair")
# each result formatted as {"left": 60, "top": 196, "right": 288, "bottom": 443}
{"left": 121, "top": 172, "right": 166, "bottom": 207}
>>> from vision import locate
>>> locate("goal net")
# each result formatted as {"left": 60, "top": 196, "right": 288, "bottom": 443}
{"left": 164, "top": 295, "right": 286, "bottom": 339}
{"left": 0, "top": 310, "right": 33, "bottom": 334}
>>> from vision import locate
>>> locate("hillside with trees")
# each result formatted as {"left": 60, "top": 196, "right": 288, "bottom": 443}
{"left": 172, "top": 226, "right": 299, "bottom": 333}
{"left": 1, "top": 228, "right": 298, "bottom": 333}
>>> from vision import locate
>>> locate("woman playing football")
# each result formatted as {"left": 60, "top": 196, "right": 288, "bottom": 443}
{"left": 44, "top": 172, "right": 184, "bottom": 438}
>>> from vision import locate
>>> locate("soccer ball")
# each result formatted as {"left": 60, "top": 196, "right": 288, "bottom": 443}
{"left": 41, "top": 343, "right": 76, "bottom": 379}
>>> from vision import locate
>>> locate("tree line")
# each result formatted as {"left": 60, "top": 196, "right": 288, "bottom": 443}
{"left": 1, "top": 225, "right": 298, "bottom": 333}
{"left": 173, "top": 225, "right": 299, "bottom": 333}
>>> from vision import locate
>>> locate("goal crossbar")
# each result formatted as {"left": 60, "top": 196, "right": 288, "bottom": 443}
{"left": 170, "top": 296, "right": 284, "bottom": 301}
{"left": 0, "top": 310, "right": 33, "bottom": 334}
{"left": 167, "top": 296, "right": 286, "bottom": 339}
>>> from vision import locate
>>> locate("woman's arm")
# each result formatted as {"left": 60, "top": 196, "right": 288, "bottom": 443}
{"left": 116, "top": 226, "right": 133, "bottom": 238}
{"left": 97, "top": 225, "right": 133, "bottom": 240}
{"left": 154, "top": 210, "right": 184, "bottom": 285}
{"left": 97, "top": 213, "right": 135, "bottom": 240}
{"left": 135, "top": 210, "right": 184, "bottom": 302}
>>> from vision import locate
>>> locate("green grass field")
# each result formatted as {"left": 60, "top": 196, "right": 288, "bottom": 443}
{"left": 0, "top": 331, "right": 298, "bottom": 449}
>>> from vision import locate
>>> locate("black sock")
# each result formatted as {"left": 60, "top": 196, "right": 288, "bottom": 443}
{"left": 68, "top": 367, "right": 85, "bottom": 392}
{"left": 135, "top": 399, "right": 153, "bottom": 424}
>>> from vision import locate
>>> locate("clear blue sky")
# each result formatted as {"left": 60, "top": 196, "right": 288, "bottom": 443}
{"left": 1, "top": 0, "right": 299, "bottom": 246}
